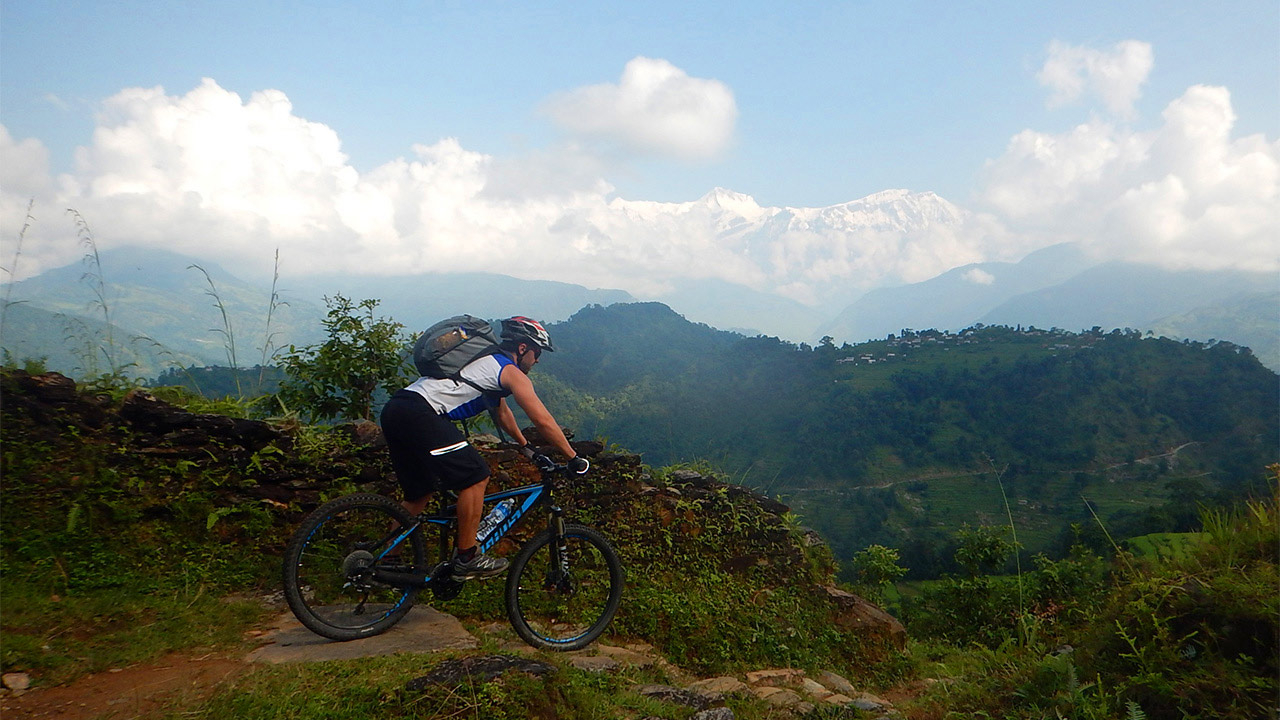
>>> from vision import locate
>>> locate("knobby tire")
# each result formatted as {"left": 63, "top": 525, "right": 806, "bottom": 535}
{"left": 282, "top": 493, "right": 427, "bottom": 641}
{"left": 504, "top": 523, "right": 624, "bottom": 651}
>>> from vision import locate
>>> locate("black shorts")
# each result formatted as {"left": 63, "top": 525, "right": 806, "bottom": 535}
{"left": 379, "top": 390, "right": 491, "bottom": 501}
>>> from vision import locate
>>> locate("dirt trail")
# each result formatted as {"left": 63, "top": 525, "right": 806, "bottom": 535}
{"left": 0, "top": 652, "right": 246, "bottom": 720}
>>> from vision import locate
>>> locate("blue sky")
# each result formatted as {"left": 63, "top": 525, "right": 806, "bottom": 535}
{"left": 4, "top": 1, "right": 1275, "bottom": 206}
{"left": 1, "top": 1, "right": 1276, "bottom": 301}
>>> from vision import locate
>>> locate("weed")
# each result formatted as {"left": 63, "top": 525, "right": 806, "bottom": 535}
{"left": 189, "top": 263, "right": 241, "bottom": 394}
{"left": 0, "top": 197, "right": 35, "bottom": 344}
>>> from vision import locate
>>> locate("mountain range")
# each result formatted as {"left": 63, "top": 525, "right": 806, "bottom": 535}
{"left": 1, "top": 186, "right": 1275, "bottom": 376}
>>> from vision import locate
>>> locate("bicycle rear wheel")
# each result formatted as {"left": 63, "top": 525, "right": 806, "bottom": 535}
{"left": 282, "top": 493, "right": 428, "bottom": 641}
{"left": 504, "top": 523, "right": 624, "bottom": 651}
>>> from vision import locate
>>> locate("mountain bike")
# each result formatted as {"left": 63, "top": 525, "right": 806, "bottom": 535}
{"left": 281, "top": 463, "right": 624, "bottom": 651}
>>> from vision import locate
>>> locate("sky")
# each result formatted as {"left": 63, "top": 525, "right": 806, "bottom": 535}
{"left": 1, "top": 1, "right": 1277, "bottom": 305}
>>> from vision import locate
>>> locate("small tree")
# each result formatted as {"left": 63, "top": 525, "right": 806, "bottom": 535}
{"left": 277, "top": 295, "right": 413, "bottom": 422}
{"left": 851, "top": 544, "right": 907, "bottom": 602}
{"left": 954, "top": 524, "right": 1018, "bottom": 577}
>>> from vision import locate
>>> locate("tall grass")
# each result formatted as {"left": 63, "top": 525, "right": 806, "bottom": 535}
{"left": 69, "top": 209, "right": 125, "bottom": 378}
{"left": 0, "top": 198, "right": 35, "bottom": 346}
{"left": 256, "top": 248, "right": 288, "bottom": 393}
{"left": 189, "top": 263, "right": 238, "bottom": 388}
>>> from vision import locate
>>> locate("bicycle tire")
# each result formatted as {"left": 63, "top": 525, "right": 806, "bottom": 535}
{"left": 504, "top": 523, "right": 624, "bottom": 651}
{"left": 282, "top": 493, "right": 428, "bottom": 641}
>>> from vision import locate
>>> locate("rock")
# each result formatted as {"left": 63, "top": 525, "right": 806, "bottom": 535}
{"left": 120, "top": 388, "right": 283, "bottom": 450}
{"left": 687, "top": 676, "right": 748, "bottom": 696}
{"left": 824, "top": 693, "right": 855, "bottom": 705}
{"left": 795, "top": 701, "right": 817, "bottom": 715}
{"left": 405, "top": 655, "right": 555, "bottom": 690}
{"left": 750, "top": 686, "right": 804, "bottom": 708}
{"left": 248, "top": 607, "right": 478, "bottom": 663}
{"left": 568, "top": 655, "right": 620, "bottom": 673}
{"left": 2, "top": 673, "right": 30, "bottom": 691}
{"left": 594, "top": 643, "right": 659, "bottom": 668}
{"left": 850, "top": 691, "right": 892, "bottom": 711}
{"left": 690, "top": 709, "right": 735, "bottom": 720}
{"left": 745, "top": 668, "right": 805, "bottom": 687}
{"left": 633, "top": 684, "right": 712, "bottom": 709}
{"left": 820, "top": 585, "right": 907, "bottom": 649}
{"left": 24, "top": 372, "right": 77, "bottom": 402}
{"left": 817, "top": 670, "right": 857, "bottom": 696}
{"left": 800, "top": 677, "right": 832, "bottom": 699}
{"left": 340, "top": 419, "right": 385, "bottom": 447}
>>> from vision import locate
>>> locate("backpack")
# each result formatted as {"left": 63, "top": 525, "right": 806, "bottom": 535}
{"left": 412, "top": 315, "right": 504, "bottom": 382}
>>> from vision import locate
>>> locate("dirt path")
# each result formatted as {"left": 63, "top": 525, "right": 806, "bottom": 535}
{"left": 0, "top": 652, "right": 247, "bottom": 720}
{"left": 0, "top": 604, "right": 491, "bottom": 720}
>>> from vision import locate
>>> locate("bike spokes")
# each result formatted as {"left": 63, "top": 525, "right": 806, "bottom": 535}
{"left": 284, "top": 494, "right": 427, "bottom": 640}
{"left": 506, "top": 525, "right": 623, "bottom": 650}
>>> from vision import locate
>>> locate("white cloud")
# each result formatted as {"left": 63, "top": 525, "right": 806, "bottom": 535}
{"left": 543, "top": 57, "right": 737, "bottom": 161}
{"left": 963, "top": 268, "right": 995, "bottom": 285}
{"left": 5, "top": 78, "right": 1005, "bottom": 305}
{"left": 980, "top": 84, "right": 1279, "bottom": 272}
{"left": 1038, "top": 40, "right": 1153, "bottom": 119}
{"left": 3, "top": 67, "right": 1273, "bottom": 314}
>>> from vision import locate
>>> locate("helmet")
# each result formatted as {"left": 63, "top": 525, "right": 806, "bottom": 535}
{"left": 500, "top": 316, "right": 554, "bottom": 352}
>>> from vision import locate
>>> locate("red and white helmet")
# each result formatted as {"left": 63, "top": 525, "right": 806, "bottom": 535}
{"left": 500, "top": 316, "right": 554, "bottom": 352}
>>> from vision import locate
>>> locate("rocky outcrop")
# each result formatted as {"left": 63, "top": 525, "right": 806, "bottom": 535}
{"left": 821, "top": 585, "right": 908, "bottom": 650}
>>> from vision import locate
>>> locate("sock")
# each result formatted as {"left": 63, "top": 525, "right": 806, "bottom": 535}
{"left": 456, "top": 545, "right": 477, "bottom": 563}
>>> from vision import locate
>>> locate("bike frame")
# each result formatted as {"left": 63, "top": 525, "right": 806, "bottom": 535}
{"left": 373, "top": 471, "right": 567, "bottom": 588}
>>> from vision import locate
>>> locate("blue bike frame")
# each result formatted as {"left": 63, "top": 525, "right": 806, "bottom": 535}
{"left": 372, "top": 480, "right": 555, "bottom": 588}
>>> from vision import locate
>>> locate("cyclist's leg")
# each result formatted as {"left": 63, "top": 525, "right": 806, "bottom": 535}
{"left": 435, "top": 453, "right": 508, "bottom": 579}
{"left": 382, "top": 390, "right": 445, "bottom": 517}
{"left": 453, "top": 477, "right": 488, "bottom": 554}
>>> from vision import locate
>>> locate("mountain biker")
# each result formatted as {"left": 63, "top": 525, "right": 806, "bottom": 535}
{"left": 379, "top": 316, "right": 589, "bottom": 580}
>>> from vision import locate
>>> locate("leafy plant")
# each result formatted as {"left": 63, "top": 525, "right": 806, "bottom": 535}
{"left": 851, "top": 544, "right": 908, "bottom": 601}
{"left": 276, "top": 294, "right": 413, "bottom": 421}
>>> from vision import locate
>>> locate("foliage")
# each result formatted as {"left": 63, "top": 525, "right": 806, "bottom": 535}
{"left": 902, "top": 468, "right": 1278, "bottom": 719}
{"left": 535, "top": 305, "right": 1279, "bottom": 578}
{"left": 851, "top": 544, "right": 908, "bottom": 601}
{"left": 276, "top": 294, "right": 414, "bottom": 421}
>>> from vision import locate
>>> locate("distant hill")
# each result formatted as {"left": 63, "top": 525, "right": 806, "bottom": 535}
{"left": 817, "top": 243, "right": 1095, "bottom": 343}
{"left": 0, "top": 247, "right": 634, "bottom": 379}
{"left": 820, "top": 244, "right": 1278, "bottom": 372}
{"left": 0, "top": 247, "right": 325, "bottom": 377}
{"left": 977, "top": 262, "right": 1276, "bottom": 331}
{"left": 1147, "top": 291, "right": 1279, "bottom": 371}
{"left": 537, "top": 303, "right": 1279, "bottom": 577}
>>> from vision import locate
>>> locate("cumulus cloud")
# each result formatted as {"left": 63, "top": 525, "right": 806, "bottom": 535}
{"left": 980, "top": 84, "right": 1279, "bottom": 272}
{"left": 3, "top": 65, "right": 1273, "bottom": 314}
{"left": 4, "top": 77, "right": 1005, "bottom": 305}
{"left": 543, "top": 56, "right": 737, "bottom": 161}
{"left": 1038, "top": 40, "right": 1153, "bottom": 119}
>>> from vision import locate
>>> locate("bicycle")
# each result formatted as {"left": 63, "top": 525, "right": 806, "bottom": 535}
{"left": 281, "top": 462, "right": 624, "bottom": 651}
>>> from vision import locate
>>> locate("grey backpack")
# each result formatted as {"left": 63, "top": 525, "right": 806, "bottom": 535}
{"left": 412, "top": 315, "right": 504, "bottom": 382}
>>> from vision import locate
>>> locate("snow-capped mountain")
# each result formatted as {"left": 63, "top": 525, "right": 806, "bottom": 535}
{"left": 608, "top": 187, "right": 1005, "bottom": 313}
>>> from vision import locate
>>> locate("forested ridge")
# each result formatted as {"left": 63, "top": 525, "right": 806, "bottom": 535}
{"left": 534, "top": 302, "right": 1278, "bottom": 576}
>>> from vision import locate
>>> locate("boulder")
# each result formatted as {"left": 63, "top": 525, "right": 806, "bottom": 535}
{"left": 821, "top": 585, "right": 907, "bottom": 649}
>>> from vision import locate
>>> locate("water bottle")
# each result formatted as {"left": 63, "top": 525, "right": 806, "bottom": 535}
{"left": 476, "top": 499, "right": 515, "bottom": 542}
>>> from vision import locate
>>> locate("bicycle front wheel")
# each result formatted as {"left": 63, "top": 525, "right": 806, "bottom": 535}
{"left": 504, "top": 523, "right": 624, "bottom": 651}
{"left": 282, "top": 493, "right": 428, "bottom": 641}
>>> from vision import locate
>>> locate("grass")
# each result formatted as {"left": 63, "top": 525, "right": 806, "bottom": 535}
{"left": 0, "top": 580, "right": 268, "bottom": 686}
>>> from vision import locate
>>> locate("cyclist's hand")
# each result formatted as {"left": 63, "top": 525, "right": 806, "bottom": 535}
{"left": 532, "top": 452, "right": 557, "bottom": 472}
{"left": 568, "top": 456, "right": 590, "bottom": 475}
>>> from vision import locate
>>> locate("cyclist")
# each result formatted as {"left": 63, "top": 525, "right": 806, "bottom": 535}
{"left": 379, "top": 316, "right": 589, "bottom": 580}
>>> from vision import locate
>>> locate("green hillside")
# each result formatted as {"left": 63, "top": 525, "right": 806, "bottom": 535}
{"left": 536, "top": 304, "right": 1279, "bottom": 576}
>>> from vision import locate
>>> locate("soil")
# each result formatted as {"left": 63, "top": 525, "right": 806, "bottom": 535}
{"left": 0, "top": 652, "right": 247, "bottom": 720}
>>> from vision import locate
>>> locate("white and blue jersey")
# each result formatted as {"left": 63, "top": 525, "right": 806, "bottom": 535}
{"left": 403, "top": 353, "right": 514, "bottom": 420}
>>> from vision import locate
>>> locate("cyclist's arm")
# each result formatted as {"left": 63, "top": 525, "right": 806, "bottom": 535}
{"left": 492, "top": 397, "right": 528, "bottom": 445}
{"left": 499, "top": 365, "right": 576, "bottom": 460}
